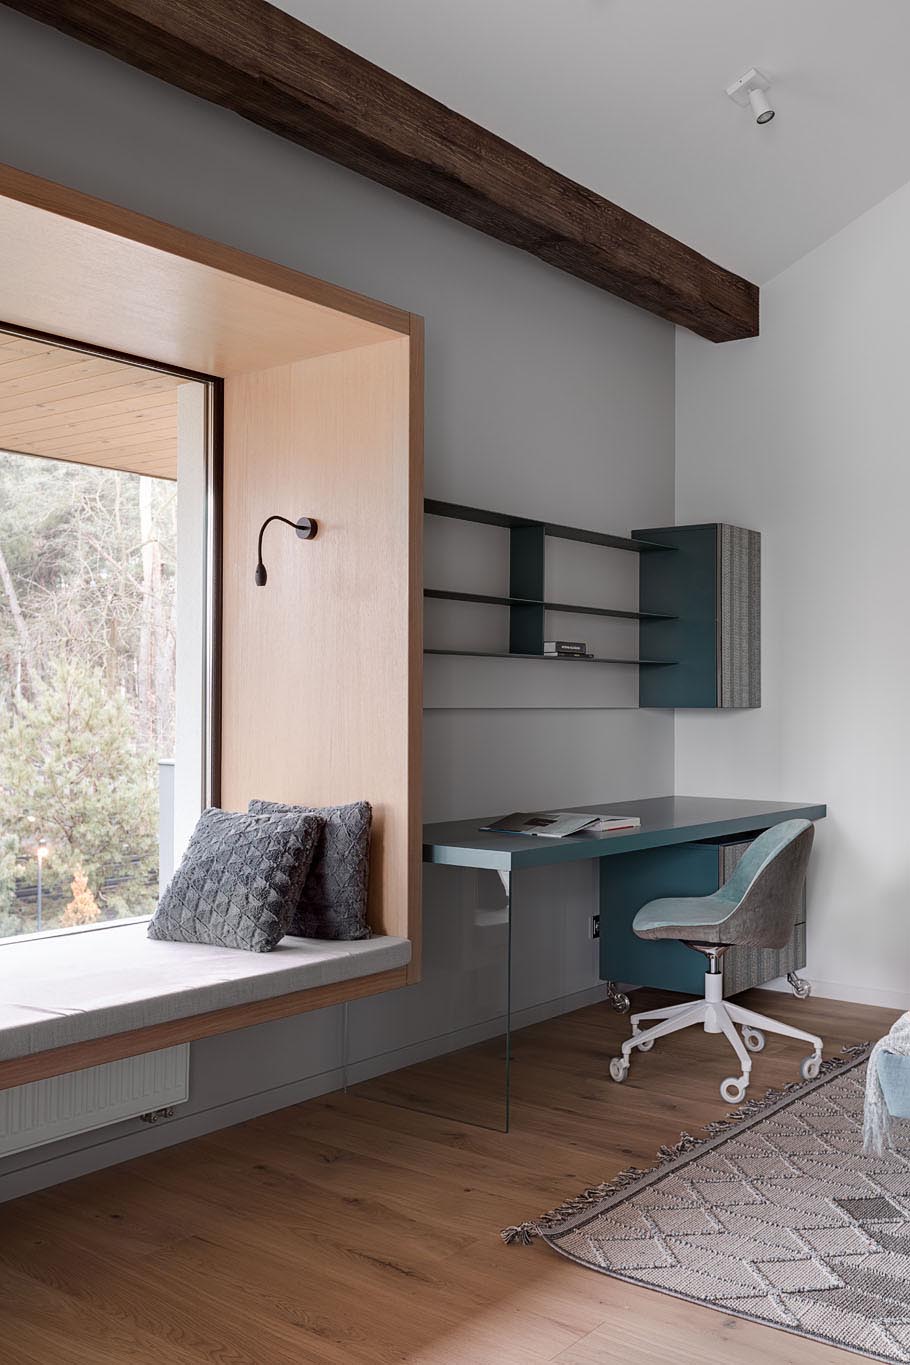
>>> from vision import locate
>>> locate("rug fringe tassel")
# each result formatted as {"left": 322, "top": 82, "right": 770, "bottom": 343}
{"left": 502, "top": 1041, "right": 871, "bottom": 1246}
{"left": 501, "top": 1222, "right": 539, "bottom": 1245}
{"left": 500, "top": 1141, "right": 696, "bottom": 1245}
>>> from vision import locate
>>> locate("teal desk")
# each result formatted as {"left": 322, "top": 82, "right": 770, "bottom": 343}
{"left": 424, "top": 796, "right": 826, "bottom": 871}
{"left": 420, "top": 795, "right": 826, "bottom": 1129}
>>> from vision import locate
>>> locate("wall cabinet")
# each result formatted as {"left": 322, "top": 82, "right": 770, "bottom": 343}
{"left": 636, "top": 522, "right": 761, "bottom": 709}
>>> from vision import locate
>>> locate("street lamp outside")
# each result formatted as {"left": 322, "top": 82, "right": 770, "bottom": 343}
{"left": 36, "top": 838, "right": 49, "bottom": 933}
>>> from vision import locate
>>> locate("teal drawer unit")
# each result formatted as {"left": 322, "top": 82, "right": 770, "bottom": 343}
{"left": 634, "top": 522, "right": 760, "bottom": 709}
{"left": 600, "top": 836, "right": 805, "bottom": 997}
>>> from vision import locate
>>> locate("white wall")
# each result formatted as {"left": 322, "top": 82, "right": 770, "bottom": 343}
{"left": 0, "top": 12, "right": 675, "bottom": 1197}
{"left": 676, "top": 176, "right": 910, "bottom": 1011}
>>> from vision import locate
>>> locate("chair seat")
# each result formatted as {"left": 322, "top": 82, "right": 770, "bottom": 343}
{"left": 633, "top": 894, "right": 735, "bottom": 943}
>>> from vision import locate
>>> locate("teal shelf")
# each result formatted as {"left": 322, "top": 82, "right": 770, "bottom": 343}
{"left": 425, "top": 649, "right": 677, "bottom": 666}
{"left": 425, "top": 498, "right": 674, "bottom": 553}
{"left": 425, "top": 588, "right": 676, "bottom": 623}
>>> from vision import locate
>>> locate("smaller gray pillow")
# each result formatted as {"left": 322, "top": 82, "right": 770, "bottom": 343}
{"left": 248, "top": 799, "right": 372, "bottom": 940}
{"left": 148, "top": 807, "right": 322, "bottom": 952}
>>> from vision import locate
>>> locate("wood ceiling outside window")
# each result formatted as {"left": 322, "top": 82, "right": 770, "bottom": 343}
{"left": 0, "top": 334, "right": 183, "bottom": 480}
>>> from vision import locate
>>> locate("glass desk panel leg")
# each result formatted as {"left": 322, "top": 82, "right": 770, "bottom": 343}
{"left": 344, "top": 865, "right": 513, "bottom": 1132}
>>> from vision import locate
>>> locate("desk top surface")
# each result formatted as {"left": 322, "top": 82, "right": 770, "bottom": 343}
{"left": 423, "top": 795, "right": 827, "bottom": 871}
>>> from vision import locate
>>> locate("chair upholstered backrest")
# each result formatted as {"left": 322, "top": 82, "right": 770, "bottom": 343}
{"left": 713, "top": 819, "right": 815, "bottom": 950}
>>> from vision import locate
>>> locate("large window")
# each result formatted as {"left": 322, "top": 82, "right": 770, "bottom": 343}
{"left": 0, "top": 333, "right": 215, "bottom": 940}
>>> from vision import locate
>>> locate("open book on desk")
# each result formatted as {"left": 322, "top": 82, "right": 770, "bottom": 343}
{"left": 479, "top": 810, "right": 642, "bottom": 839}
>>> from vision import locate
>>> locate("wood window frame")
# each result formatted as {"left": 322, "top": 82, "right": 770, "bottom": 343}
{"left": 0, "top": 163, "right": 423, "bottom": 1086}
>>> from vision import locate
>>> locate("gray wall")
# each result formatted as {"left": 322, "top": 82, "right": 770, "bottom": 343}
{"left": 0, "top": 11, "right": 675, "bottom": 1197}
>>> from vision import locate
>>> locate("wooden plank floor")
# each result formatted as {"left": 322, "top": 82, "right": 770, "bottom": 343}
{"left": 0, "top": 988, "right": 897, "bottom": 1364}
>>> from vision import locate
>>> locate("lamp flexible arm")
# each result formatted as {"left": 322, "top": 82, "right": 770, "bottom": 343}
{"left": 257, "top": 515, "right": 298, "bottom": 567}
{"left": 255, "top": 513, "right": 318, "bottom": 586}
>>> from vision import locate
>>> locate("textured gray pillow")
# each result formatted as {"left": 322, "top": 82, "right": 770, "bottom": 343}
{"left": 148, "top": 807, "right": 322, "bottom": 952}
{"left": 248, "top": 799, "right": 372, "bottom": 940}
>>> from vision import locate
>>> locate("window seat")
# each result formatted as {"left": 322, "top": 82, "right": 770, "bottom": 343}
{"left": 0, "top": 924, "right": 411, "bottom": 1088}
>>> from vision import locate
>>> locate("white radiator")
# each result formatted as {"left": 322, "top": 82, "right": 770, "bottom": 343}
{"left": 0, "top": 1045, "right": 190, "bottom": 1157}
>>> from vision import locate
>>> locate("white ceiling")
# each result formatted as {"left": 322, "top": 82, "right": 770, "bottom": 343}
{"left": 279, "top": 0, "right": 910, "bottom": 284}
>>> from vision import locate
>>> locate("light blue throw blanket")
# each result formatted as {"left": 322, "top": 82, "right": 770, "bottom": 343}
{"left": 864, "top": 1011, "right": 910, "bottom": 1154}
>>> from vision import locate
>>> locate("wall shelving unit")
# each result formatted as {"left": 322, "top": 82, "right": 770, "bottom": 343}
{"left": 424, "top": 498, "right": 677, "bottom": 670}
{"left": 424, "top": 499, "right": 762, "bottom": 709}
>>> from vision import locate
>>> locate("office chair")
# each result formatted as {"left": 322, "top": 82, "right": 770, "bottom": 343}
{"left": 609, "top": 819, "right": 821, "bottom": 1104}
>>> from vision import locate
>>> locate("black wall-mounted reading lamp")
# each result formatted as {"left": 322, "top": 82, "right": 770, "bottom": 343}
{"left": 254, "top": 514, "right": 319, "bottom": 586}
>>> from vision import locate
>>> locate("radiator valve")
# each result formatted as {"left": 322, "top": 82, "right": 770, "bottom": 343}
{"left": 139, "top": 1106, "right": 176, "bottom": 1124}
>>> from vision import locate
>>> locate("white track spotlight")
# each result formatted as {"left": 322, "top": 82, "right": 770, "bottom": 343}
{"left": 726, "top": 68, "right": 775, "bottom": 125}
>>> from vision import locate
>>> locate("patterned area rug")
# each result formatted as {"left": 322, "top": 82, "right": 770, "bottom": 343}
{"left": 503, "top": 1047, "right": 910, "bottom": 1364}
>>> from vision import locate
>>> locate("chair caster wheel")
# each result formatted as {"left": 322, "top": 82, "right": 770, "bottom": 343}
{"left": 720, "top": 1076, "right": 747, "bottom": 1105}
{"left": 609, "top": 1057, "right": 629, "bottom": 1083}
{"left": 743, "top": 1028, "right": 765, "bottom": 1053}
{"left": 800, "top": 1054, "right": 821, "bottom": 1081}
{"left": 605, "top": 984, "right": 631, "bottom": 1015}
{"left": 634, "top": 1035, "right": 654, "bottom": 1052}
{"left": 788, "top": 973, "right": 812, "bottom": 999}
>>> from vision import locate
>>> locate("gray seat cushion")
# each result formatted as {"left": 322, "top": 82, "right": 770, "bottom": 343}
{"left": 632, "top": 895, "right": 737, "bottom": 943}
{"left": 249, "top": 799, "right": 372, "bottom": 940}
{"left": 149, "top": 807, "right": 322, "bottom": 952}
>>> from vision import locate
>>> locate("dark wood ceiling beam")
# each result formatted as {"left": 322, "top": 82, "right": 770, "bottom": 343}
{"left": 3, "top": 0, "right": 759, "bottom": 341}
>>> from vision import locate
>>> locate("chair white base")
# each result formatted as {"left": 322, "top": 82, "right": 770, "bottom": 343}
{"left": 609, "top": 970, "right": 823, "bottom": 1104}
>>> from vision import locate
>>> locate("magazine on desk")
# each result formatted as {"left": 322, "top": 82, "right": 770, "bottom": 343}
{"left": 480, "top": 810, "right": 642, "bottom": 839}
